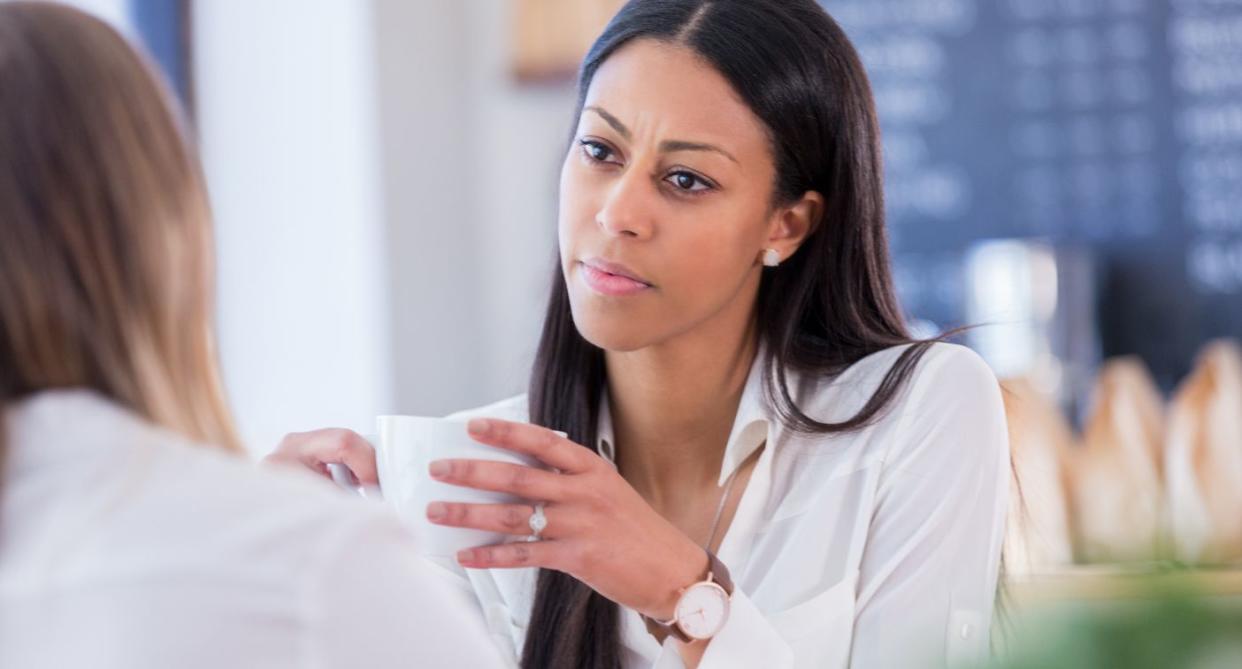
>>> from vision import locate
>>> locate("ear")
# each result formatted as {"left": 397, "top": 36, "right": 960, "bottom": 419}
{"left": 762, "top": 191, "right": 823, "bottom": 264}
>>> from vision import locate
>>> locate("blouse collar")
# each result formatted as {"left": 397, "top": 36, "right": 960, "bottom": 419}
{"left": 594, "top": 350, "right": 776, "bottom": 487}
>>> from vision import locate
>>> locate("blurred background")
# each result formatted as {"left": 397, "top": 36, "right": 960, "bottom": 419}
{"left": 26, "top": 0, "right": 1242, "bottom": 637}
{"left": 45, "top": 0, "right": 583, "bottom": 451}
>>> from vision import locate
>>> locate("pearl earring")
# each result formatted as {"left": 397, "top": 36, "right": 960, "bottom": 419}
{"left": 762, "top": 248, "right": 781, "bottom": 267}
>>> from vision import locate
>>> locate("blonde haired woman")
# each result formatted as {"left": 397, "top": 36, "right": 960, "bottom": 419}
{"left": 0, "top": 4, "right": 503, "bottom": 667}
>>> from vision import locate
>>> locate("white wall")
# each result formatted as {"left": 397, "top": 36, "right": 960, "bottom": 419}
{"left": 194, "top": 0, "right": 392, "bottom": 453}
{"left": 455, "top": 0, "right": 576, "bottom": 402}
{"left": 371, "top": 0, "right": 484, "bottom": 419}
{"left": 196, "top": 1, "right": 579, "bottom": 454}
{"left": 369, "top": 0, "right": 575, "bottom": 417}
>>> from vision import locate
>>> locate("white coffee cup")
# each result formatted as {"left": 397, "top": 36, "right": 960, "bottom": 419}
{"left": 371, "top": 415, "right": 545, "bottom": 558}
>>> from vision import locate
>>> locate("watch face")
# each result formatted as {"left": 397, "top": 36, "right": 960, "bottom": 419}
{"left": 675, "top": 582, "right": 730, "bottom": 640}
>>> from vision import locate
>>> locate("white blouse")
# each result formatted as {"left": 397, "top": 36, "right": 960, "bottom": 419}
{"left": 444, "top": 342, "right": 1010, "bottom": 668}
{"left": 0, "top": 391, "right": 506, "bottom": 669}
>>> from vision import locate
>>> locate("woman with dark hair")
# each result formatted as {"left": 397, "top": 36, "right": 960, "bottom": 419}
{"left": 272, "top": 1, "right": 1009, "bottom": 667}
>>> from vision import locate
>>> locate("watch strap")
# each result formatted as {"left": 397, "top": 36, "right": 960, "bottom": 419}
{"left": 706, "top": 550, "right": 734, "bottom": 596}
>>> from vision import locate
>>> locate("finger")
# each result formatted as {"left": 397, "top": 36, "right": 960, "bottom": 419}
{"left": 455, "top": 539, "right": 572, "bottom": 570}
{"left": 270, "top": 429, "right": 378, "bottom": 485}
{"left": 465, "top": 418, "right": 595, "bottom": 473}
{"left": 426, "top": 502, "right": 571, "bottom": 539}
{"left": 429, "top": 459, "right": 565, "bottom": 500}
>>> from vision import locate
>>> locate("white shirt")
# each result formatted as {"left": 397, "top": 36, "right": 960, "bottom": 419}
{"left": 0, "top": 390, "right": 506, "bottom": 669}
{"left": 446, "top": 343, "right": 1010, "bottom": 668}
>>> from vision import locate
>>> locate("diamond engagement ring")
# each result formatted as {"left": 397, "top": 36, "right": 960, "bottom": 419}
{"left": 527, "top": 502, "right": 547, "bottom": 542}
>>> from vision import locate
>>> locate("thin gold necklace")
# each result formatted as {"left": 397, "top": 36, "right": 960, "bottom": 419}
{"left": 704, "top": 462, "right": 743, "bottom": 551}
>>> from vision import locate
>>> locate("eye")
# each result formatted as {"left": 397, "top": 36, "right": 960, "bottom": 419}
{"left": 579, "top": 139, "right": 617, "bottom": 163}
{"left": 665, "top": 170, "right": 714, "bottom": 193}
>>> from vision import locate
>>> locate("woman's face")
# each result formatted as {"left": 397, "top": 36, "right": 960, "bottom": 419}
{"left": 558, "top": 39, "right": 818, "bottom": 352}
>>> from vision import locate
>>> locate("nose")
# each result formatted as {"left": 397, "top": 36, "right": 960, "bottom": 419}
{"left": 595, "top": 170, "right": 655, "bottom": 240}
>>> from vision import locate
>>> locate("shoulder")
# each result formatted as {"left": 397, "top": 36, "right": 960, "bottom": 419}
{"left": 789, "top": 343, "right": 1006, "bottom": 466}
{"left": 446, "top": 394, "right": 530, "bottom": 423}
{"left": 875, "top": 342, "right": 1008, "bottom": 471}
{"left": 53, "top": 393, "right": 414, "bottom": 582}
{"left": 900, "top": 342, "right": 1004, "bottom": 422}
{"left": 900, "top": 342, "right": 1001, "bottom": 404}
{"left": 134, "top": 447, "right": 487, "bottom": 657}
{"left": 783, "top": 342, "right": 1009, "bottom": 492}
{"left": 3, "top": 391, "right": 425, "bottom": 639}
{"left": 795, "top": 342, "right": 999, "bottom": 425}
{"left": 143, "top": 432, "right": 412, "bottom": 578}
{"left": 843, "top": 341, "right": 995, "bottom": 393}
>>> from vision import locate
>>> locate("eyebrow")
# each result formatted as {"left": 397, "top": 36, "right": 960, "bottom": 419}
{"left": 583, "top": 106, "right": 739, "bottom": 164}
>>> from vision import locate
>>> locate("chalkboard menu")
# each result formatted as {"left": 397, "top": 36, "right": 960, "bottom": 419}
{"left": 824, "top": 0, "right": 1242, "bottom": 388}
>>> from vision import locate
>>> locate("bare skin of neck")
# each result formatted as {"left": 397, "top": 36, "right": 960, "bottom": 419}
{"left": 606, "top": 294, "right": 763, "bottom": 547}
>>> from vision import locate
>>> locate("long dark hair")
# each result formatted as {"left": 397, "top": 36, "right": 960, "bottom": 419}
{"left": 524, "top": 1, "right": 939, "bottom": 666}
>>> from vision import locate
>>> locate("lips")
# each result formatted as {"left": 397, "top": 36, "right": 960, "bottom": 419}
{"left": 579, "top": 258, "right": 653, "bottom": 297}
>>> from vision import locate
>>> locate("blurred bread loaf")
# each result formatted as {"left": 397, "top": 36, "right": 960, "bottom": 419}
{"left": 1166, "top": 340, "right": 1242, "bottom": 564}
{"left": 1001, "top": 378, "right": 1076, "bottom": 573}
{"left": 1068, "top": 357, "right": 1166, "bottom": 563}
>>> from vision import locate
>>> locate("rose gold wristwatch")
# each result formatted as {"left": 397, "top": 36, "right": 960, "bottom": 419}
{"left": 643, "top": 551, "right": 734, "bottom": 643}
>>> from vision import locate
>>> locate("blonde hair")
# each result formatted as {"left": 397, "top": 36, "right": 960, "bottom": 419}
{"left": 0, "top": 2, "right": 240, "bottom": 455}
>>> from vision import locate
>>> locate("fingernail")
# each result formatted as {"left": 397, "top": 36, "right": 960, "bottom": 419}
{"left": 456, "top": 549, "right": 474, "bottom": 564}
{"left": 426, "top": 502, "right": 446, "bottom": 520}
{"left": 429, "top": 461, "right": 450, "bottom": 478}
{"left": 467, "top": 419, "right": 491, "bottom": 436}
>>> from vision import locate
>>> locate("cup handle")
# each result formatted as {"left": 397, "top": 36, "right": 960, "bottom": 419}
{"left": 326, "top": 432, "right": 383, "bottom": 500}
